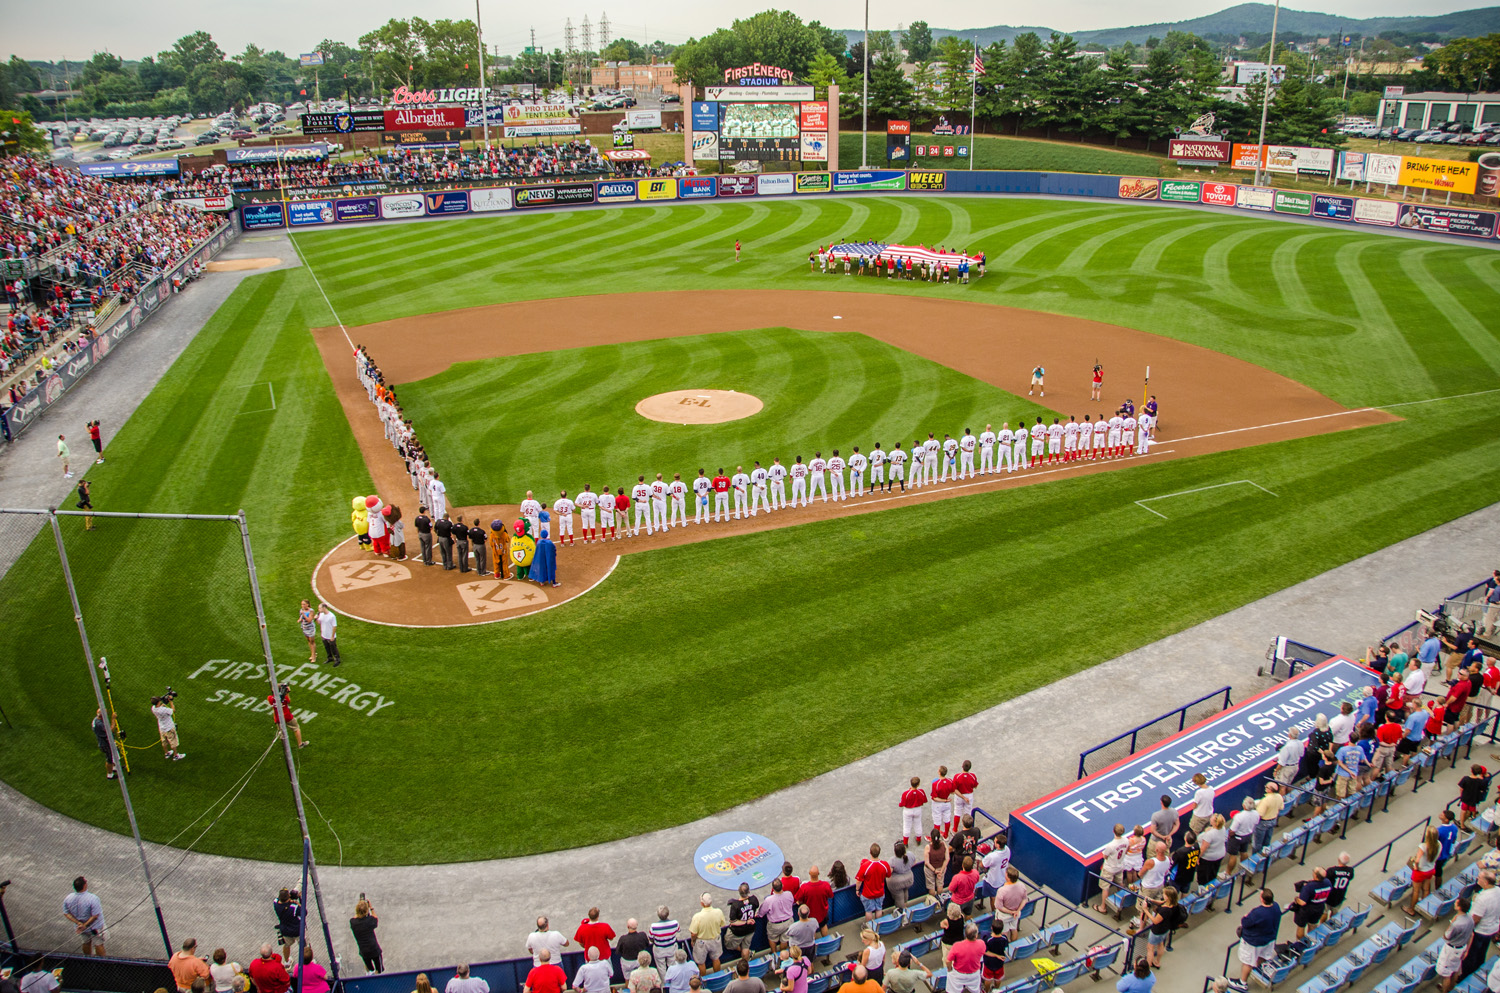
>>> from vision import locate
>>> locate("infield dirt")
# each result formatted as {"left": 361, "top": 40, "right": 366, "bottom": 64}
{"left": 312, "top": 290, "right": 1396, "bottom": 627}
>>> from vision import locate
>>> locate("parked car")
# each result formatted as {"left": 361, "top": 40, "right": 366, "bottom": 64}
{"left": 661, "top": 93, "right": 680, "bottom": 103}
{"left": 229, "top": 129, "right": 254, "bottom": 139}
{"left": 158, "top": 139, "right": 186, "bottom": 150}
{"left": 195, "top": 132, "right": 221, "bottom": 145}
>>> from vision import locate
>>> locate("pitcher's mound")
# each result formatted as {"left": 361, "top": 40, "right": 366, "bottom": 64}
{"left": 207, "top": 258, "right": 281, "bottom": 271}
{"left": 637, "top": 389, "right": 764, "bottom": 424}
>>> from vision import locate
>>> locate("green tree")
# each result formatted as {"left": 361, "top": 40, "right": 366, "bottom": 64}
{"left": 600, "top": 39, "right": 646, "bottom": 63}
{"left": 136, "top": 56, "right": 182, "bottom": 97}
{"left": 935, "top": 36, "right": 970, "bottom": 112}
{"left": 312, "top": 40, "right": 367, "bottom": 101}
{"left": 672, "top": 28, "right": 749, "bottom": 91}
{"left": 1136, "top": 48, "right": 1185, "bottom": 140}
{"left": 867, "top": 53, "right": 915, "bottom": 118}
{"left": 0, "top": 109, "right": 48, "bottom": 153}
{"left": 732, "top": 9, "right": 819, "bottom": 77}
{"left": 1180, "top": 47, "right": 1223, "bottom": 114}
{"left": 166, "top": 31, "right": 226, "bottom": 78}
{"left": 414, "top": 18, "right": 482, "bottom": 88}
{"left": 1034, "top": 33, "right": 1090, "bottom": 132}
{"left": 1092, "top": 49, "right": 1143, "bottom": 141}
{"left": 868, "top": 30, "right": 899, "bottom": 60}
{"left": 1265, "top": 76, "right": 1346, "bottom": 145}
{"left": 910, "top": 60, "right": 936, "bottom": 105}
{"left": 1424, "top": 34, "right": 1500, "bottom": 92}
{"left": 360, "top": 19, "right": 422, "bottom": 94}
{"left": 807, "top": 21, "right": 848, "bottom": 59}
{"left": 903, "top": 21, "right": 933, "bottom": 62}
{"left": 806, "top": 48, "right": 852, "bottom": 99}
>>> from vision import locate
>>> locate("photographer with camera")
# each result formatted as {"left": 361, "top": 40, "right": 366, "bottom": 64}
{"left": 272, "top": 888, "right": 302, "bottom": 963}
{"left": 266, "top": 688, "right": 308, "bottom": 749}
{"left": 152, "top": 690, "right": 185, "bottom": 761}
{"left": 350, "top": 897, "right": 384, "bottom": 973}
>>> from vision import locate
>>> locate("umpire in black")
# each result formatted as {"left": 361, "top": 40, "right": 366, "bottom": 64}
{"left": 434, "top": 513, "right": 455, "bottom": 570}
{"left": 414, "top": 506, "right": 434, "bottom": 565}
{"left": 469, "top": 519, "right": 489, "bottom": 576}
{"left": 454, "top": 514, "right": 470, "bottom": 573}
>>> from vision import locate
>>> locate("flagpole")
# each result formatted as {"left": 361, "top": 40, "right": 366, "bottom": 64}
{"left": 969, "top": 40, "right": 977, "bottom": 170}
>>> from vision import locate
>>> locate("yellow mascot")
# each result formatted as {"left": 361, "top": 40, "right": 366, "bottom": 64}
{"left": 351, "top": 496, "right": 371, "bottom": 547}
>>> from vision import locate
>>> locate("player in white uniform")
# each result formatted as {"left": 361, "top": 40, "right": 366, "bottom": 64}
{"left": 1029, "top": 419, "right": 1046, "bottom": 466}
{"left": 977, "top": 426, "right": 994, "bottom": 475}
{"left": 1012, "top": 423, "right": 1029, "bottom": 470}
{"left": 650, "top": 474, "right": 669, "bottom": 531}
{"left": 848, "top": 448, "right": 867, "bottom": 497}
{"left": 827, "top": 451, "right": 846, "bottom": 501}
{"left": 631, "top": 477, "right": 652, "bottom": 536}
{"left": 554, "top": 491, "right": 576, "bottom": 544}
{"left": 923, "top": 434, "right": 941, "bottom": 485}
{"left": 908, "top": 442, "right": 925, "bottom": 489}
{"left": 994, "top": 424, "right": 1012, "bottom": 472}
{"left": 668, "top": 473, "right": 689, "bottom": 526}
{"left": 940, "top": 435, "right": 959, "bottom": 482}
{"left": 749, "top": 462, "right": 770, "bottom": 515}
{"left": 1121, "top": 414, "right": 1137, "bottom": 456}
{"left": 1063, "top": 417, "right": 1080, "bottom": 462}
{"left": 1136, "top": 413, "right": 1154, "bottom": 455}
{"left": 429, "top": 472, "right": 447, "bottom": 519}
{"left": 790, "top": 457, "right": 808, "bottom": 507}
{"left": 1077, "top": 415, "right": 1092, "bottom": 460}
{"left": 577, "top": 486, "right": 598, "bottom": 542}
{"left": 599, "top": 487, "right": 616, "bottom": 538}
{"left": 769, "top": 457, "right": 787, "bottom": 510}
{"left": 808, "top": 453, "right": 828, "bottom": 502}
{"left": 1046, "top": 419, "right": 1064, "bottom": 464}
{"left": 869, "top": 444, "right": 886, "bottom": 492}
{"left": 888, "top": 444, "right": 907, "bottom": 490}
{"left": 1092, "top": 415, "right": 1109, "bottom": 458}
{"left": 1107, "top": 412, "right": 1124, "bottom": 457}
{"left": 731, "top": 466, "right": 750, "bottom": 518}
{"left": 693, "top": 470, "right": 712, "bottom": 524}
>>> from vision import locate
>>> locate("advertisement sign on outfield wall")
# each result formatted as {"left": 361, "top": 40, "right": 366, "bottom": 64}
{"left": 800, "top": 132, "right": 828, "bottom": 161}
{"left": 1159, "top": 181, "right": 1201, "bottom": 202}
{"left": 1399, "top": 158, "right": 1478, "bottom": 195}
{"left": 384, "top": 107, "right": 467, "bottom": 130}
{"left": 757, "top": 174, "right": 794, "bottom": 196}
{"left": 1235, "top": 186, "right": 1275, "bottom": 211}
{"left": 469, "top": 187, "right": 513, "bottom": 212}
{"left": 241, "top": 203, "right": 286, "bottom": 229}
{"left": 718, "top": 175, "right": 758, "bottom": 197}
{"left": 692, "top": 132, "right": 720, "bottom": 161}
{"left": 514, "top": 183, "right": 595, "bottom": 207}
{"left": 1397, "top": 204, "right": 1498, "bottom": 239}
{"left": 1337, "top": 151, "right": 1366, "bottom": 183}
{"left": 909, "top": 172, "right": 947, "bottom": 192}
{"left": 1313, "top": 194, "right": 1355, "bottom": 221}
{"left": 597, "top": 181, "right": 638, "bottom": 203}
{"left": 1365, "top": 154, "right": 1403, "bottom": 186}
{"left": 1353, "top": 198, "right": 1400, "bottom": 227}
{"left": 1230, "top": 144, "right": 1263, "bottom": 171}
{"left": 679, "top": 177, "right": 717, "bottom": 199}
{"left": 1200, "top": 183, "right": 1236, "bottom": 206}
{"left": 800, "top": 102, "right": 829, "bottom": 130}
{"left": 424, "top": 191, "right": 470, "bottom": 214}
{"left": 380, "top": 193, "right": 426, "bottom": 219}
{"left": 833, "top": 170, "right": 908, "bottom": 192}
{"left": 81, "top": 160, "right": 180, "bottom": 177}
{"left": 639, "top": 178, "right": 678, "bottom": 201}
{"left": 1272, "top": 190, "right": 1313, "bottom": 215}
{"left": 1117, "top": 178, "right": 1159, "bottom": 200}
{"left": 794, "top": 173, "right": 831, "bottom": 193}
{"left": 692, "top": 102, "right": 719, "bottom": 130}
{"left": 336, "top": 197, "right": 380, "bottom": 222}
{"left": 1167, "top": 139, "right": 1230, "bottom": 163}
{"left": 289, "top": 200, "right": 336, "bottom": 226}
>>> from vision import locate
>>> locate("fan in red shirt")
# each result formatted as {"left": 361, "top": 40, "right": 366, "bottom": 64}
{"left": 798, "top": 867, "right": 834, "bottom": 931}
{"left": 854, "top": 843, "right": 892, "bottom": 922}
{"left": 248, "top": 949, "right": 291, "bottom": 993}
{"left": 1370, "top": 718, "right": 1404, "bottom": 778}
{"left": 931, "top": 767, "right": 957, "bottom": 838}
{"left": 1384, "top": 679, "right": 1408, "bottom": 722}
{"left": 265, "top": 689, "right": 308, "bottom": 749}
{"left": 899, "top": 777, "right": 928, "bottom": 845}
{"left": 951, "top": 760, "right": 979, "bottom": 835}
{"left": 523, "top": 953, "right": 568, "bottom": 993}
{"left": 574, "top": 908, "right": 616, "bottom": 962}
{"left": 779, "top": 863, "right": 801, "bottom": 900}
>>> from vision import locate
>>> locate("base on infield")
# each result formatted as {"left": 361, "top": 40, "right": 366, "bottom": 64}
{"left": 636, "top": 389, "right": 764, "bottom": 424}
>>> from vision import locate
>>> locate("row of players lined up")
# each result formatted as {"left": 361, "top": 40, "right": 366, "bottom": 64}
{"left": 512, "top": 408, "right": 1161, "bottom": 545}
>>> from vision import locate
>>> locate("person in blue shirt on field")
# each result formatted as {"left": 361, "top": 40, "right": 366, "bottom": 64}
{"left": 1435, "top": 809, "right": 1460, "bottom": 884}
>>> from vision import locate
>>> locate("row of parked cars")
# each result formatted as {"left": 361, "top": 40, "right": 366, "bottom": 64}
{"left": 1343, "top": 119, "right": 1500, "bottom": 146}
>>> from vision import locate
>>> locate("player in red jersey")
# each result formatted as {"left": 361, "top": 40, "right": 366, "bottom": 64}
{"left": 613, "top": 488, "right": 629, "bottom": 540}
{"left": 952, "top": 760, "right": 978, "bottom": 834}
{"left": 711, "top": 469, "right": 732, "bottom": 523}
{"left": 899, "top": 776, "right": 928, "bottom": 845}
{"left": 930, "top": 766, "right": 957, "bottom": 838}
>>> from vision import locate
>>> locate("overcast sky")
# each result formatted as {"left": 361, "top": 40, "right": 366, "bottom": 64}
{"left": 7, "top": 0, "right": 1466, "bottom": 62}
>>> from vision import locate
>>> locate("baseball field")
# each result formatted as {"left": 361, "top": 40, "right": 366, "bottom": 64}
{"left": 1, "top": 194, "right": 1498, "bottom": 866}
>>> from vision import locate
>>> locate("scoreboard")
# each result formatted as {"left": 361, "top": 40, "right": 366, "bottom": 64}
{"left": 695, "top": 70, "right": 828, "bottom": 164}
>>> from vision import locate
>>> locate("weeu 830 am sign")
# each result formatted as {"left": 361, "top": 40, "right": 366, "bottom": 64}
{"left": 1009, "top": 657, "right": 1376, "bottom": 901}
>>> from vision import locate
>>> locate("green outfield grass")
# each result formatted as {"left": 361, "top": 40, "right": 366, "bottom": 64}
{"left": 1, "top": 196, "right": 1498, "bottom": 866}
{"left": 838, "top": 132, "right": 1164, "bottom": 176}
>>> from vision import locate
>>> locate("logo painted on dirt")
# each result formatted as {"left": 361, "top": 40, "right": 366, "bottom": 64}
{"left": 329, "top": 560, "right": 411, "bottom": 591}
{"left": 456, "top": 579, "right": 551, "bottom": 616}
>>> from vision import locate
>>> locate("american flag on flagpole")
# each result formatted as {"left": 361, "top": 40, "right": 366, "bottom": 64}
{"left": 972, "top": 47, "right": 985, "bottom": 75}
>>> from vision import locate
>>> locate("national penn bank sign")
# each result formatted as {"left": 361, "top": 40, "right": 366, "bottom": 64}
{"left": 1009, "top": 657, "right": 1376, "bottom": 901}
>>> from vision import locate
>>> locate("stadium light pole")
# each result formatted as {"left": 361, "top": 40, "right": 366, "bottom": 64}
{"left": 1252, "top": 0, "right": 1281, "bottom": 187}
{"left": 861, "top": 0, "right": 869, "bottom": 168}
{"left": 476, "top": 0, "right": 490, "bottom": 145}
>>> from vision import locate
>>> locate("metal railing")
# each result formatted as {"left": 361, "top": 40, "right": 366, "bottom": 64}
{"left": 1263, "top": 638, "right": 1339, "bottom": 681}
{"left": 1077, "top": 686, "right": 1233, "bottom": 779}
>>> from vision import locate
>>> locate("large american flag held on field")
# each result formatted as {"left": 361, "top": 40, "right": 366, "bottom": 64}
{"left": 825, "top": 242, "right": 984, "bottom": 268}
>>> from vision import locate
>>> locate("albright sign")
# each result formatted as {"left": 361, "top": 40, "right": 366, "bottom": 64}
{"left": 384, "top": 107, "right": 468, "bottom": 130}
{"left": 388, "top": 85, "right": 492, "bottom": 105}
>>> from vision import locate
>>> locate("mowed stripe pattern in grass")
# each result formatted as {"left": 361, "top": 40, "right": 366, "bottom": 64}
{"left": 400, "top": 328, "right": 1054, "bottom": 501}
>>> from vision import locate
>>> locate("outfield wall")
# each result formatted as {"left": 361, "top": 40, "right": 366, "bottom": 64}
{"left": 238, "top": 170, "right": 1500, "bottom": 244}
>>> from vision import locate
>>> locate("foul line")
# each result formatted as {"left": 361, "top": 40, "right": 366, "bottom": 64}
{"left": 1375, "top": 387, "right": 1500, "bottom": 409}
{"left": 288, "top": 234, "right": 354, "bottom": 350}
{"left": 1135, "top": 479, "right": 1278, "bottom": 520}
{"left": 1170, "top": 387, "right": 1500, "bottom": 446}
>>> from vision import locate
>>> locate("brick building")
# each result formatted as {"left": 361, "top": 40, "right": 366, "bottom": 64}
{"left": 591, "top": 61, "right": 677, "bottom": 94}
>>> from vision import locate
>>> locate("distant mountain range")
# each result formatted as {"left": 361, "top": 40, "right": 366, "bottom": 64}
{"left": 840, "top": 4, "right": 1500, "bottom": 48}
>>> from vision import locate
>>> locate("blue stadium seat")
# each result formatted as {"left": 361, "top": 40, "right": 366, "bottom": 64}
{"left": 873, "top": 912, "right": 903, "bottom": 937}
{"left": 972, "top": 912, "right": 994, "bottom": 938}
{"left": 1344, "top": 903, "right": 1371, "bottom": 931}
{"left": 1371, "top": 975, "right": 1419, "bottom": 993}
{"left": 804, "top": 973, "right": 830, "bottom": 993}
{"left": 1371, "top": 868, "right": 1413, "bottom": 907}
{"left": 1182, "top": 890, "right": 1213, "bottom": 916}
{"left": 1044, "top": 921, "right": 1077, "bottom": 951}
{"left": 1455, "top": 831, "right": 1476, "bottom": 858}
{"left": 996, "top": 979, "right": 1041, "bottom": 993}
{"left": 906, "top": 900, "right": 937, "bottom": 926}
{"left": 1418, "top": 892, "right": 1459, "bottom": 921}
{"left": 1043, "top": 960, "right": 1083, "bottom": 986}
{"left": 747, "top": 955, "right": 773, "bottom": 978}
{"left": 1018, "top": 896, "right": 1040, "bottom": 922}
{"left": 702, "top": 971, "right": 732, "bottom": 993}
{"left": 1083, "top": 944, "right": 1120, "bottom": 977}
{"left": 1295, "top": 975, "right": 1335, "bottom": 993}
{"left": 1104, "top": 888, "right": 1135, "bottom": 918}
{"left": 812, "top": 934, "right": 844, "bottom": 959}
{"left": 1252, "top": 957, "right": 1295, "bottom": 989}
{"left": 1007, "top": 934, "right": 1042, "bottom": 961}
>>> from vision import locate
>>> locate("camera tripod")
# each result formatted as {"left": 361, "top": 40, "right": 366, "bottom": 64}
{"left": 99, "top": 657, "right": 129, "bottom": 775}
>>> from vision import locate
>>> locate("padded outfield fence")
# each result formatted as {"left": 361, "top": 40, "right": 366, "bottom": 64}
{"left": 0, "top": 508, "right": 340, "bottom": 989}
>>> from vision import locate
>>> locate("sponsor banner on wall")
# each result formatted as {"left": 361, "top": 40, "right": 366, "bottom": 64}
{"left": 1230, "top": 143, "right": 1263, "bottom": 171}
{"left": 170, "top": 195, "right": 232, "bottom": 211}
{"left": 226, "top": 144, "right": 327, "bottom": 164}
{"left": 691, "top": 102, "right": 719, "bottom": 131}
{"left": 1366, "top": 153, "right": 1402, "bottom": 185}
{"left": 795, "top": 173, "right": 831, "bottom": 193}
{"left": 384, "top": 107, "right": 467, "bottom": 130}
{"left": 241, "top": 203, "right": 286, "bottom": 229}
{"left": 1397, "top": 204, "right": 1498, "bottom": 239}
{"left": 1167, "top": 139, "right": 1230, "bottom": 163}
{"left": 695, "top": 831, "right": 784, "bottom": 890}
{"left": 706, "top": 85, "right": 814, "bottom": 102}
{"left": 1313, "top": 194, "right": 1355, "bottom": 221}
{"left": 289, "top": 200, "right": 336, "bottom": 226}
{"left": 833, "top": 170, "right": 908, "bottom": 192}
{"left": 424, "top": 191, "right": 470, "bottom": 214}
{"left": 596, "top": 180, "right": 638, "bottom": 203}
{"left": 1159, "top": 180, "right": 1201, "bottom": 202}
{"left": 626, "top": 109, "right": 663, "bottom": 130}
{"left": 382, "top": 129, "right": 470, "bottom": 146}
{"left": 464, "top": 106, "right": 508, "bottom": 128}
{"left": 1262, "top": 146, "right": 1334, "bottom": 176}
{"left": 908, "top": 172, "right": 947, "bottom": 191}
{"left": 757, "top": 173, "right": 794, "bottom": 196}
{"left": 800, "top": 102, "right": 829, "bottom": 130}
{"left": 1353, "top": 198, "right": 1400, "bottom": 227}
{"left": 80, "top": 160, "right": 180, "bottom": 177}
{"left": 801, "top": 132, "right": 828, "bottom": 161}
{"left": 718, "top": 175, "right": 758, "bottom": 197}
{"left": 514, "top": 183, "right": 595, "bottom": 208}
{"left": 1235, "top": 185, "right": 1275, "bottom": 211}
{"left": 1399, "top": 157, "right": 1478, "bottom": 195}
{"left": 1272, "top": 190, "right": 1313, "bottom": 215}
{"left": 887, "top": 134, "right": 910, "bottom": 162}
{"left": 301, "top": 110, "right": 385, "bottom": 134}
{"left": 1337, "top": 151, "right": 1366, "bottom": 182}
{"left": 1200, "top": 182, "right": 1236, "bottom": 206}
{"left": 504, "top": 122, "right": 583, "bottom": 137}
{"left": 469, "top": 187, "right": 513, "bottom": 212}
{"left": 886, "top": 120, "right": 911, "bottom": 135}
{"left": 336, "top": 197, "right": 380, "bottom": 222}
{"left": 679, "top": 177, "right": 718, "bottom": 199}
{"left": 638, "top": 178, "right": 677, "bottom": 201}
{"left": 1117, "top": 177, "right": 1159, "bottom": 200}
{"left": 692, "top": 131, "right": 720, "bottom": 161}
{"left": 380, "top": 193, "right": 426, "bottom": 219}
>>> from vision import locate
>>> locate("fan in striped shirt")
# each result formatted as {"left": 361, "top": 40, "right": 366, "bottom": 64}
{"left": 649, "top": 907, "right": 681, "bottom": 974}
